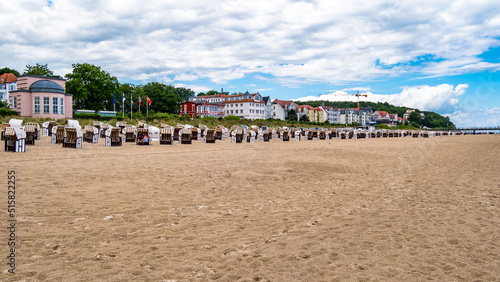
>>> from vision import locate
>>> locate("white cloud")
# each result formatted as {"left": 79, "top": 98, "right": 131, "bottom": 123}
{"left": 294, "top": 84, "right": 468, "bottom": 112}
{"left": 173, "top": 83, "right": 212, "bottom": 93}
{"left": 342, "top": 87, "right": 372, "bottom": 92}
{"left": 446, "top": 108, "right": 500, "bottom": 128}
{"left": 1, "top": 0, "right": 499, "bottom": 85}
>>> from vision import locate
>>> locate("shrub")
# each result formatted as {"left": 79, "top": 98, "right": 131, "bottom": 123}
{"left": 224, "top": 115, "right": 241, "bottom": 121}
{"left": 180, "top": 114, "right": 192, "bottom": 121}
{"left": 73, "top": 113, "right": 100, "bottom": 120}
{"left": 0, "top": 108, "right": 19, "bottom": 117}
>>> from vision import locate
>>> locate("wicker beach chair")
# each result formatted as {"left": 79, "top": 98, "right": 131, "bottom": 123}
{"left": 4, "top": 127, "right": 26, "bottom": 152}
{"left": 191, "top": 127, "right": 200, "bottom": 141}
{"left": 205, "top": 129, "right": 216, "bottom": 143}
{"left": 1, "top": 123, "right": 10, "bottom": 141}
{"left": 160, "top": 128, "right": 174, "bottom": 145}
{"left": 319, "top": 130, "right": 326, "bottom": 140}
{"left": 24, "top": 124, "right": 36, "bottom": 145}
{"left": 93, "top": 121, "right": 101, "bottom": 134}
{"left": 83, "top": 125, "right": 98, "bottom": 143}
{"left": 52, "top": 125, "right": 66, "bottom": 144}
{"left": 235, "top": 128, "right": 244, "bottom": 143}
{"left": 42, "top": 121, "right": 55, "bottom": 136}
{"left": 312, "top": 129, "right": 318, "bottom": 139}
{"left": 62, "top": 127, "right": 82, "bottom": 148}
{"left": 262, "top": 130, "right": 270, "bottom": 142}
{"left": 117, "top": 122, "right": 127, "bottom": 131}
{"left": 173, "top": 126, "right": 182, "bottom": 141}
{"left": 181, "top": 128, "right": 192, "bottom": 144}
{"left": 357, "top": 131, "right": 367, "bottom": 139}
{"left": 136, "top": 128, "right": 150, "bottom": 145}
{"left": 106, "top": 127, "right": 122, "bottom": 146}
{"left": 100, "top": 123, "right": 109, "bottom": 138}
{"left": 124, "top": 126, "right": 137, "bottom": 143}
{"left": 307, "top": 130, "right": 314, "bottom": 140}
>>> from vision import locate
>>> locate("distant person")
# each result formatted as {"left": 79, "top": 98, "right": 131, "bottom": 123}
{"left": 143, "top": 134, "right": 149, "bottom": 144}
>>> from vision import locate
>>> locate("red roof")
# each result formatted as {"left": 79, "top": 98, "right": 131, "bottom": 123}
{"left": 0, "top": 73, "right": 17, "bottom": 83}
{"left": 377, "top": 111, "right": 389, "bottom": 118}
{"left": 272, "top": 99, "right": 294, "bottom": 107}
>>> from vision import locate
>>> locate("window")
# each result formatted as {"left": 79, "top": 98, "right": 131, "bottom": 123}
{"left": 240, "top": 103, "right": 243, "bottom": 107}
{"left": 231, "top": 110, "right": 234, "bottom": 114}
{"left": 53, "top": 97, "right": 58, "bottom": 114}
{"left": 43, "top": 97, "right": 50, "bottom": 113}
{"left": 60, "top": 98, "right": 64, "bottom": 115}
{"left": 240, "top": 110, "right": 243, "bottom": 113}
{"left": 13, "top": 96, "right": 17, "bottom": 109}
{"left": 34, "top": 97, "right": 40, "bottom": 114}
{"left": 235, "top": 104, "right": 238, "bottom": 107}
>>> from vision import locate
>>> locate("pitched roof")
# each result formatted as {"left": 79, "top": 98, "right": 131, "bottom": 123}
{"left": 272, "top": 99, "right": 294, "bottom": 107}
{"left": 376, "top": 111, "right": 389, "bottom": 117}
{"left": 0, "top": 73, "right": 17, "bottom": 83}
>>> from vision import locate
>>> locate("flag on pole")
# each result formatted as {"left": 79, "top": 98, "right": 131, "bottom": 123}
{"left": 131, "top": 95, "right": 133, "bottom": 105}
{"left": 122, "top": 93, "right": 125, "bottom": 103}
{"left": 147, "top": 96, "right": 152, "bottom": 106}
{"left": 113, "top": 92, "right": 116, "bottom": 105}
{"left": 139, "top": 95, "right": 142, "bottom": 106}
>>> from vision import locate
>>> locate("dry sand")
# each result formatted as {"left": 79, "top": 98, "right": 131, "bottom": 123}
{"left": 1, "top": 134, "right": 500, "bottom": 281}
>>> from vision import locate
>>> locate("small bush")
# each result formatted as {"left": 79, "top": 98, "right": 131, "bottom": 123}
{"left": 0, "top": 108, "right": 19, "bottom": 117}
{"left": 224, "top": 115, "right": 241, "bottom": 121}
{"left": 73, "top": 113, "right": 100, "bottom": 120}
{"left": 180, "top": 114, "right": 192, "bottom": 121}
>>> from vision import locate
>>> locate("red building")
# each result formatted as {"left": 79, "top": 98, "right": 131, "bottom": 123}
{"left": 180, "top": 100, "right": 224, "bottom": 118}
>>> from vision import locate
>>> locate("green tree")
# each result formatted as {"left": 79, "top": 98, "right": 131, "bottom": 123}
{"left": 142, "top": 82, "right": 182, "bottom": 114}
{"left": 0, "top": 100, "right": 9, "bottom": 109}
{"left": 408, "top": 111, "right": 422, "bottom": 125}
{"left": 205, "top": 90, "right": 220, "bottom": 96}
{"left": 0, "top": 67, "right": 20, "bottom": 76}
{"left": 23, "top": 63, "right": 61, "bottom": 78}
{"left": 118, "top": 83, "right": 144, "bottom": 114}
{"left": 65, "top": 63, "right": 119, "bottom": 111}
{"left": 299, "top": 114, "right": 309, "bottom": 122}
{"left": 176, "top": 87, "right": 195, "bottom": 102}
{"left": 286, "top": 109, "right": 297, "bottom": 121}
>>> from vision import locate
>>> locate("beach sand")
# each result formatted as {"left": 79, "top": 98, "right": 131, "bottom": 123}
{"left": 1, "top": 134, "right": 499, "bottom": 281}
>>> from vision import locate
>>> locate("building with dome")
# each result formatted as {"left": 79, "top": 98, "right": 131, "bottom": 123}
{"left": 9, "top": 75, "right": 73, "bottom": 119}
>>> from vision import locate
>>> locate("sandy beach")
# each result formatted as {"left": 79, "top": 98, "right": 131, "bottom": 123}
{"left": 1, "top": 134, "right": 499, "bottom": 281}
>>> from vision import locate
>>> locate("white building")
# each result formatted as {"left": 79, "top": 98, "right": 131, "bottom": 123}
{"left": 262, "top": 96, "right": 273, "bottom": 119}
{"left": 271, "top": 101, "right": 286, "bottom": 120}
{"left": 223, "top": 91, "right": 266, "bottom": 120}
{"left": 272, "top": 99, "right": 296, "bottom": 120}
{"left": 0, "top": 73, "right": 17, "bottom": 105}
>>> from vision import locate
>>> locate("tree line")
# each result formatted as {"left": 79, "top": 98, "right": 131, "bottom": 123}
{"left": 295, "top": 100, "right": 455, "bottom": 129}
{"left": 1, "top": 63, "right": 195, "bottom": 115}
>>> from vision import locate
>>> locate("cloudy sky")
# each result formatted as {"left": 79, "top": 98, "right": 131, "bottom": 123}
{"left": 1, "top": 0, "right": 500, "bottom": 127}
